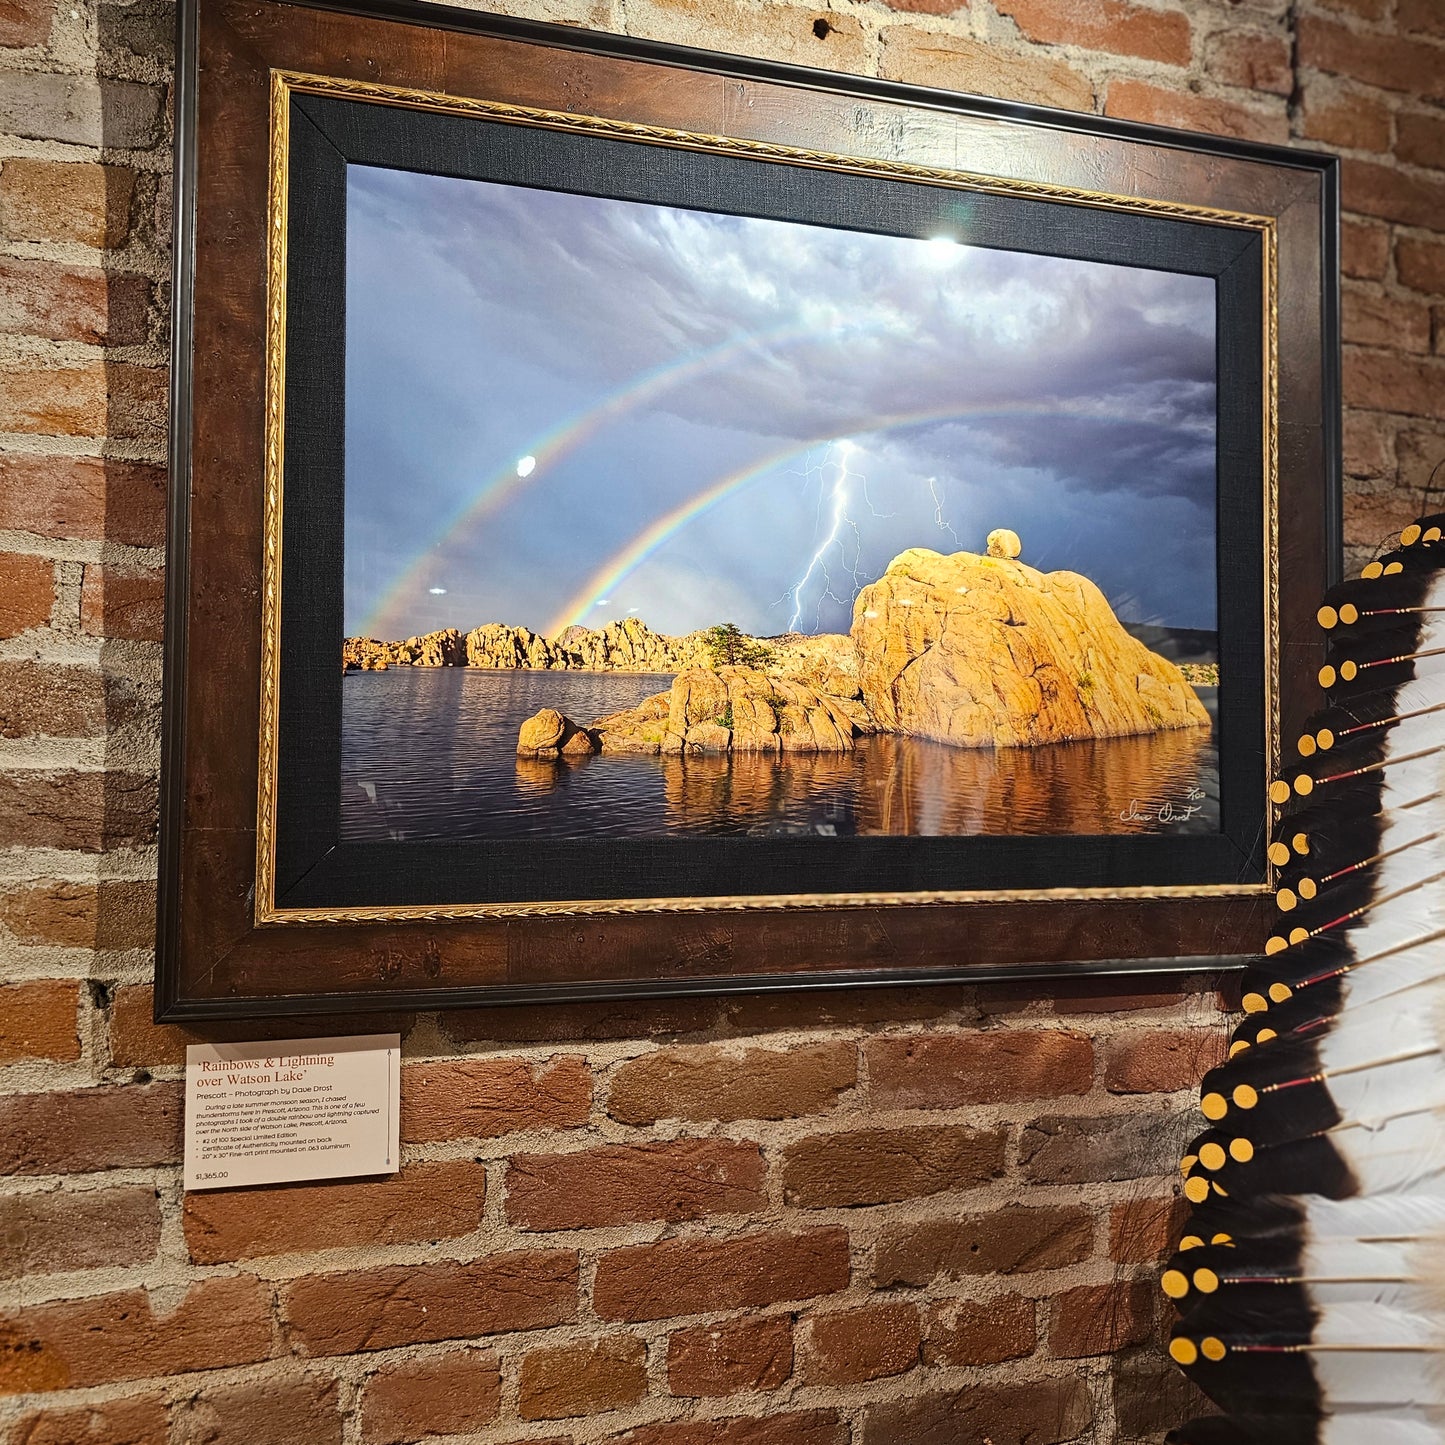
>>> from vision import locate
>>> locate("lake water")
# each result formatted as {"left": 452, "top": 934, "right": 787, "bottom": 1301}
{"left": 340, "top": 668, "right": 1220, "bottom": 840}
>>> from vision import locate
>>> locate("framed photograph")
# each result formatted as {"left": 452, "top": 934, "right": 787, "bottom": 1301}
{"left": 158, "top": 0, "right": 1340, "bottom": 1018}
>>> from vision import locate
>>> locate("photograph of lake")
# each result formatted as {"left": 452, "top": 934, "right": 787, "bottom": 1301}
{"left": 340, "top": 163, "right": 1220, "bottom": 843}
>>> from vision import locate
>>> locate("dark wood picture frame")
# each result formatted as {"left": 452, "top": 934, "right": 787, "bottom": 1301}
{"left": 158, "top": 0, "right": 1341, "bottom": 1020}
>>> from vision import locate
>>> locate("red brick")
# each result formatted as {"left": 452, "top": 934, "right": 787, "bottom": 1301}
{"left": 876, "top": 0, "right": 961, "bottom": 15}
{"left": 0, "top": 1185, "right": 159, "bottom": 1279}
{"left": 1345, "top": 345, "right": 1445, "bottom": 419}
{"left": 609, "top": 1413, "right": 845, "bottom": 1445}
{"left": 1399, "top": 110, "right": 1445, "bottom": 172}
{"left": 1110, "top": 1193, "right": 1188, "bottom": 1264}
{"left": 0, "top": 454, "right": 165, "bottom": 546}
{"left": 519, "top": 1336, "right": 648, "bottom": 1420}
{"left": 0, "top": 1276, "right": 271, "bottom": 1393}
{"left": 0, "top": 158, "right": 134, "bottom": 248}
{"left": 0, "top": 553, "right": 51, "bottom": 637}
{"left": 0, "top": 363, "right": 107, "bottom": 435}
{"left": 0, "top": 1083, "right": 181, "bottom": 1174}
{"left": 997, "top": 0, "right": 1191, "bottom": 64}
{"left": 802, "top": 1302, "right": 919, "bottom": 1385}
{"left": 781, "top": 1125, "right": 1005, "bottom": 1208}
{"left": 667, "top": 1316, "right": 793, "bottom": 1397}
{"left": 507, "top": 1140, "right": 765, "bottom": 1230}
{"left": 1343, "top": 156, "right": 1445, "bottom": 229}
{"left": 1048, "top": 1280, "right": 1156, "bottom": 1357}
{"left": 1020, "top": 1109, "right": 1194, "bottom": 1184}
{"left": 0, "top": 662, "right": 114, "bottom": 740}
{"left": 1104, "top": 78, "right": 1288, "bottom": 143}
{"left": 866, "top": 1028, "right": 1092, "bottom": 1107}
{"left": 873, "top": 1203, "right": 1094, "bottom": 1285}
{"left": 594, "top": 1228, "right": 850, "bottom": 1323}
{"left": 0, "top": 259, "right": 149, "bottom": 344}
{"left": 0, "top": 980, "right": 79, "bottom": 1063}
{"left": 1400, "top": 0, "right": 1445, "bottom": 37}
{"left": 0, "top": 881, "right": 154, "bottom": 951}
{"left": 608, "top": 1042, "right": 854, "bottom": 1124}
{"left": 283, "top": 1250, "right": 577, "bottom": 1355}
{"left": 184, "top": 1161, "right": 486, "bottom": 1263}
{"left": 1342, "top": 218, "right": 1390, "bottom": 280}
{"left": 0, "top": 770, "right": 157, "bottom": 852}
{"left": 80, "top": 565, "right": 165, "bottom": 642}
{"left": 108, "top": 985, "right": 411, "bottom": 1067}
{"left": 1299, "top": 15, "right": 1445, "bottom": 100}
{"left": 923, "top": 1293, "right": 1035, "bottom": 1365}
{"left": 879, "top": 28, "right": 1095, "bottom": 111}
{"left": 1205, "top": 30, "right": 1292, "bottom": 95}
{"left": 1399, "top": 235, "right": 1445, "bottom": 294}
{"left": 170, "top": 1375, "right": 342, "bottom": 1445}
{"left": 1302, "top": 87, "right": 1393, "bottom": 153}
{"left": 1105, "top": 1028, "right": 1228, "bottom": 1093}
{"left": 8, "top": 1394, "right": 166, "bottom": 1444}
{"left": 1343, "top": 410, "right": 1395, "bottom": 480}
{"left": 400, "top": 1055, "right": 591, "bottom": 1141}
{"left": 860, "top": 1378, "right": 1091, "bottom": 1445}
{"left": 362, "top": 1349, "right": 501, "bottom": 1444}
{"left": 0, "top": 74, "right": 162, "bottom": 149}
{"left": 0, "top": 0, "right": 50, "bottom": 47}
{"left": 1345, "top": 489, "right": 1424, "bottom": 552}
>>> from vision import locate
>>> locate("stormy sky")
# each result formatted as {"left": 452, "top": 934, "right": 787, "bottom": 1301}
{"left": 344, "top": 164, "right": 1218, "bottom": 642}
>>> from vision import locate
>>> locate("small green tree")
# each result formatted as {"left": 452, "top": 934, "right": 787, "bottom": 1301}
{"left": 705, "top": 622, "right": 774, "bottom": 670}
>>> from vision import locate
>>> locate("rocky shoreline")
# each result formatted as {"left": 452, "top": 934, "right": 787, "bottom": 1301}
{"left": 350, "top": 545, "right": 1211, "bottom": 755}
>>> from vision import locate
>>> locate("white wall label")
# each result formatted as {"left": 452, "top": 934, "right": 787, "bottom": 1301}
{"left": 184, "top": 1034, "right": 400, "bottom": 1191}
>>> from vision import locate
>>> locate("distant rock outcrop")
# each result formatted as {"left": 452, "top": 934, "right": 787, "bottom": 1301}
{"left": 851, "top": 547, "right": 1208, "bottom": 748}
{"left": 586, "top": 667, "right": 872, "bottom": 756}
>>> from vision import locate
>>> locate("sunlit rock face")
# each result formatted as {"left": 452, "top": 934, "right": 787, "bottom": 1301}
{"left": 851, "top": 547, "right": 1208, "bottom": 749}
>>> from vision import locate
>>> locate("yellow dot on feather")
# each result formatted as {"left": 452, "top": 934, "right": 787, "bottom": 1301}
{"left": 1337, "top": 607, "right": 1357, "bottom": 627}
{"left": 1171, "top": 1338, "right": 1200, "bottom": 1366}
{"left": 1229, "top": 1137, "right": 1254, "bottom": 1163}
{"left": 1317, "top": 728, "right": 1335, "bottom": 748}
{"left": 1233, "top": 1084, "right": 1259, "bottom": 1109}
{"left": 1243, "top": 990, "right": 1268, "bottom": 1011}
{"left": 1202, "top": 1337, "right": 1227, "bottom": 1361}
{"left": 1289, "top": 927, "right": 1309, "bottom": 945}
{"left": 1292, "top": 832, "right": 1309, "bottom": 855}
{"left": 1269, "top": 780, "right": 1292, "bottom": 804}
{"left": 1201, "top": 1092, "right": 1228, "bottom": 1121}
{"left": 1276, "top": 889, "right": 1297, "bottom": 912}
{"left": 1385, "top": 562, "right": 1403, "bottom": 575}
{"left": 1265, "top": 937, "right": 1286, "bottom": 956}
{"left": 1298, "top": 733, "right": 1316, "bottom": 757}
{"left": 1256, "top": 1028, "right": 1276, "bottom": 1044}
{"left": 1211, "top": 1233, "right": 1233, "bottom": 1247}
{"left": 1269, "top": 982, "right": 1292, "bottom": 1003}
{"left": 1229, "top": 1040, "right": 1250, "bottom": 1058}
{"left": 1299, "top": 878, "right": 1317, "bottom": 900}
{"left": 1317, "top": 605, "right": 1338, "bottom": 629}
{"left": 1341, "top": 659, "right": 1358, "bottom": 680}
{"left": 1294, "top": 774, "right": 1314, "bottom": 796}
{"left": 1212, "top": 1181, "right": 1229, "bottom": 1197}
{"left": 1427, "top": 527, "right": 1442, "bottom": 544}
{"left": 1194, "top": 1268, "right": 1220, "bottom": 1293}
{"left": 1362, "top": 561, "right": 1383, "bottom": 579}
{"left": 1318, "top": 665, "right": 1337, "bottom": 688}
{"left": 1268, "top": 841, "right": 1291, "bottom": 866}
{"left": 1185, "top": 1176, "right": 1210, "bottom": 1203}
{"left": 1402, "top": 524, "right": 1422, "bottom": 547}
{"left": 1180, "top": 1235, "right": 1203, "bottom": 1251}
{"left": 1162, "top": 1270, "right": 1189, "bottom": 1299}
{"left": 1199, "top": 1142, "right": 1227, "bottom": 1170}
{"left": 1181, "top": 1154, "right": 1197, "bottom": 1177}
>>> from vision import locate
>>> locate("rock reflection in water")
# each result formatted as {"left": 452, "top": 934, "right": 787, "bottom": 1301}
{"left": 340, "top": 668, "right": 1219, "bottom": 841}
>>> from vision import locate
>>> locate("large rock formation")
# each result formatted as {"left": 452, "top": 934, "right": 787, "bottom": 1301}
{"left": 584, "top": 667, "right": 872, "bottom": 756}
{"left": 343, "top": 629, "right": 466, "bottom": 669}
{"left": 851, "top": 547, "right": 1208, "bottom": 748}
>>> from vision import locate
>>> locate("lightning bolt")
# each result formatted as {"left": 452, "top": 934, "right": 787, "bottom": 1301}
{"left": 928, "top": 476, "right": 961, "bottom": 547}
{"left": 784, "top": 441, "right": 868, "bottom": 632}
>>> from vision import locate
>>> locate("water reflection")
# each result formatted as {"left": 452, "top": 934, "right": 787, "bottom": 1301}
{"left": 341, "top": 667, "right": 1218, "bottom": 841}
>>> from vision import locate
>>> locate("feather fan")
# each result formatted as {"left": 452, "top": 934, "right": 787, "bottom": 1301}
{"left": 1169, "top": 516, "right": 1445, "bottom": 1444}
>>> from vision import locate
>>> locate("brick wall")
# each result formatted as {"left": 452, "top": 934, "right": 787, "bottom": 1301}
{"left": 0, "top": 0, "right": 1439, "bottom": 1440}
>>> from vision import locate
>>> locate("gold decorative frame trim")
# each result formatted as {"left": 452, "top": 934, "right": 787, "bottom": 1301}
{"left": 256, "top": 69, "right": 1280, "bottom": 926}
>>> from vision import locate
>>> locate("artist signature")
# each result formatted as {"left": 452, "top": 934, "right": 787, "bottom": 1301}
{"left": 1119, "top": 787, "right": 1206, "bottom": 825}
